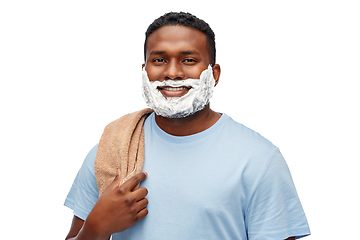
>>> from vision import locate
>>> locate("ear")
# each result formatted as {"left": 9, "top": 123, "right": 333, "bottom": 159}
{"left": 142, "top": 63, "right": 145, "bottom": 70}
{"left": 212, "top": 64, "right": 221, "bottom": 86}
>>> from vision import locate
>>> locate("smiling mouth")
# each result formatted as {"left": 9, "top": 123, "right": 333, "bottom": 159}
{"left": 157, "top": 86, "right": 191, "bottom": 97}
{"left": 158, "top": 86, "right": 191, "bottom": 91}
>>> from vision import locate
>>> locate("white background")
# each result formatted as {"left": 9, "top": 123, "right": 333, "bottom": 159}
{"left": 1, "top": 0, "right": 359, "bottom": 239}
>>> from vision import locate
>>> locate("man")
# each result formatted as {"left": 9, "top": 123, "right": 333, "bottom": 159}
{"left": 64, "top": 12, "right": 310, "bottom": 240}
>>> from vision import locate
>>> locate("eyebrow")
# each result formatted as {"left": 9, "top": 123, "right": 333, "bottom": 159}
{"left": 180, "top": 50, "right": 200, "bottom": 55}
{"left": 149, "top": 51, "right": 166, "bottom": 55}
{"left": 149, "top": 50, "right": 200, "bottom": 55}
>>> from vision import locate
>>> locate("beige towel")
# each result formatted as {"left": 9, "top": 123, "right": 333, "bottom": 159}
{"left": 94, "top": 108, "right": 153, "bottom": 196}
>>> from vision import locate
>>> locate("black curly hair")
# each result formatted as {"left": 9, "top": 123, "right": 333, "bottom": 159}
{"left": 144, "top": 12, "right": 216, "bottom": 66}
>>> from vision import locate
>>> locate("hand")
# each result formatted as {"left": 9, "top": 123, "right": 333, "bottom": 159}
{"left": 83, "top": 170, "right": 148, "bottom": 239}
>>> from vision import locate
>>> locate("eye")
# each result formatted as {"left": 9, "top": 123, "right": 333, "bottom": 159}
{"left": 152, "top": 58, "right": 166, "bottom": 63}
{"left": 182, "top": 58, "right": 197, "bottom": 65}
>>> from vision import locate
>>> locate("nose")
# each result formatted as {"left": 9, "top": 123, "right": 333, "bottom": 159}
{"left": 163, "top": 61, "right": 185, "bottom": 80}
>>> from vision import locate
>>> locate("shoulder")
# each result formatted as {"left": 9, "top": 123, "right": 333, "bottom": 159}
{"left": 220, "top": 114, "right": 276, "bottom": 153}
{"left": 77, "top": 144, "right": 98, "bottom": 188}
{"left": 217, "top": 114, "right": 281, "bottom": 186}
{"left": 83, "top": 144, "right": 98, "bottom": 168}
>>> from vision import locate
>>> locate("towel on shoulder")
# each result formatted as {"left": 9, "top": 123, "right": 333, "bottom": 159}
{"left": 95, "top": 108, "right": 153, "bottom": 196}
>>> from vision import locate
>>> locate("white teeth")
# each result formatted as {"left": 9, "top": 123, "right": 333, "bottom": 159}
{"left": 162, "top": 87, "right": 188, "bottom": 91}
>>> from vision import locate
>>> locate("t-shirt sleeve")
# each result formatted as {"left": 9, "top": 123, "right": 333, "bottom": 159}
{"left": 64, "top": 144, "right": 99, "bottom": 220}
{"left": 246, "top": 147, "right": 311, "bottom": 239}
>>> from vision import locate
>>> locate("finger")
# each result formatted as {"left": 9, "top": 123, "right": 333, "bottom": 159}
{"left": 135, "top": 198, "right": 149, "bottom": 211}
{"left": 122, "top": 172, "right": 147, "bottom": 191}
{"left": 132, "top": 187, "right": 148, "bottom": 202}
{"left": 135, "top": 207, "right": 149, "bottom": 222}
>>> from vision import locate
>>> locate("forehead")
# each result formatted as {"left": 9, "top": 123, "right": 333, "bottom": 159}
{"left": 146, "top": 25, "right": 209, "bottom": 58}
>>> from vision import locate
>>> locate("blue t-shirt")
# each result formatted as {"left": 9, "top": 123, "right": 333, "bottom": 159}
{"left": 65, "top": 113, "right": 310, "bottom": 239}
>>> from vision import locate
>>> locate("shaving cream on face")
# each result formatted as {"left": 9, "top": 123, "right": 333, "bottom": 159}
{"left": 142, "top": 65, "right": 216, "bottom": 118}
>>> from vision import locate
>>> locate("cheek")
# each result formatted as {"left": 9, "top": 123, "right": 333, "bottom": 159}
{"left": 184, "top": 66, "right": 207, "bottom": 79}
{"left": 145, "top": 67, "right": 161, "bottom": 81}
{"left": 185, "top": 70, "right": 202, "bottom": 79}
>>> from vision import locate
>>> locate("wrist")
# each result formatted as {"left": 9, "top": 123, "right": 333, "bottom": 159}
{"left": 77, "top": 218, "right": 110, "bottom": 240}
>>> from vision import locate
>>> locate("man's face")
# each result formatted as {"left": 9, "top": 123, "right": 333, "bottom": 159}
{"left": 144, "top": 25, "right": 212, "bottom": 98}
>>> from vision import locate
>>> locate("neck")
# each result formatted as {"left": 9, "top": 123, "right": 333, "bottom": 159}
{"left": 154, "top": 104, "right": 221, "bottom": 136}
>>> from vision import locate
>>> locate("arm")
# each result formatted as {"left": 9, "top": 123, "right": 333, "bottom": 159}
{"left": 65, "top": 171, "right": 148, "bottom": 240}
{"left": 285, "top": 237, "right": 296, "bottom": 240}
{"left": 65, "top": 216, "right": 84, "bottom": 240}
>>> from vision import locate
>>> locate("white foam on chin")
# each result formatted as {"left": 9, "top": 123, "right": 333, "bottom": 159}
{"left": 142, "top": 65, "right": 215, "bottom": 118}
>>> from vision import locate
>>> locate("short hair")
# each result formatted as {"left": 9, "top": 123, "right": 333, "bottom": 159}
{"left": 144, "top": 12, "right": 216, "bottom": 66}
